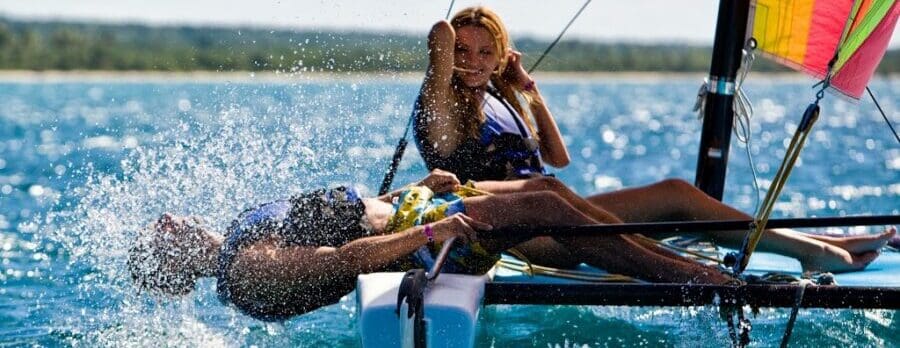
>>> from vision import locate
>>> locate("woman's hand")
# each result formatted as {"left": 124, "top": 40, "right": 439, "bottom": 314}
{"left": 430, "top": 214, "right": 493, "bottom": 244}
{"left": 503, "top": 50, "right": 571, "bottom": 167}
{"left": 417, "top": 168, "right": 461, "bottom": 193}
{"left": 502, "top": 50, "right": 532, "bottom": 89}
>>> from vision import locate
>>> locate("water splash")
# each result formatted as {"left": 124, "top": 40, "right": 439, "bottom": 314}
{"left": 39, "top": 92, "right": 375, "bottom": 346}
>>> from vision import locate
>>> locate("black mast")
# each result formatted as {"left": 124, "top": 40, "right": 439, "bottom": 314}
{"left": 694, "top": 0, "right": 751, "bottom": 200}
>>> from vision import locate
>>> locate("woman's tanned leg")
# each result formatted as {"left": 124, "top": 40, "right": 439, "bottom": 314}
{"left": 462, "top": 191, "right": 733, "bottom": 283}
{"left": 478, "top": 177, "right": 891, "bottom": 272}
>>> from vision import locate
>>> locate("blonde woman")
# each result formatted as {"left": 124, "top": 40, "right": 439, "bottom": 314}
{"left": 414, "top": 6, "right": 570, "bottom": 182}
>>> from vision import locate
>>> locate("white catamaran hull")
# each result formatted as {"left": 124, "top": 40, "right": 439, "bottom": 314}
{"left": 357, "top": 272, "right": 487, "bottom": 348}
{"left": 357, "top": 251, "right": 900, "bottom": 347}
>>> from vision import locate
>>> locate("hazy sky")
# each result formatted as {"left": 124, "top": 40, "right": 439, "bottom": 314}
{"left": 0, "top": 0, "right": 896, "bottom": 46}
{"left": 0, "top": 1, "right": 731, "bottom": 43}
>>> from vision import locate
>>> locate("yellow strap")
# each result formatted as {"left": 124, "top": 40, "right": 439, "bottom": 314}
{"left": 456, "top": 181, "right": 493, "bottom": 196}
{"left": 505, "top": 247, "right": 535, "bottom": 276}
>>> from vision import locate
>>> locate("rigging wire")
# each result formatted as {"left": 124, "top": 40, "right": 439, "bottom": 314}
{"left": 866, "top": 86, "right": 900, "bottom": 144}
{"left": 528, "top": 0, "right": 592, "bottom": 74}
{"left": 379, "top": 0, "right": 593, "bottom": 194}
{"left": 444, "top": 0, "right": 456, "bottom": 21}
{"left": 779, "top": 280, "right": 811, "bottom": 348}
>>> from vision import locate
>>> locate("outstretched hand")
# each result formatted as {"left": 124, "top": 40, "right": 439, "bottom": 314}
{"left": 430, "top": 214, "right": 493, "bottom": 244}
{"left": 417, "top": 169, "right": 461, "bottom": 193}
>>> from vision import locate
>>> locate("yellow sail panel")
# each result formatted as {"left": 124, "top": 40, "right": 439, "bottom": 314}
{"left": 751, "top": 0, "right": 816, "bottom": 70}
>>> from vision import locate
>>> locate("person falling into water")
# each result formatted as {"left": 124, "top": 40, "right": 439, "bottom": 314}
{"left": 129, "top": 169, "right": 895, "bottom": 321}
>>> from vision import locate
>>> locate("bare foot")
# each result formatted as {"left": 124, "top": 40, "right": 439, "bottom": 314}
{"left": 889, "top": 234, "right": 900, "bottom": 249}
{"left": 800, "top": 244, "right": 881, "bottom": 273}
{"left": 809, "top": 227, "right": 896, "bottom": 254}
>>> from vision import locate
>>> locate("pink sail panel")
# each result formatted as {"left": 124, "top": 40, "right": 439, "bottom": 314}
{"left": 831, "top": 2, "right": 899, "bottom": 99}
{"left": 803, "top": 0, "right": 855, "bottom": 77}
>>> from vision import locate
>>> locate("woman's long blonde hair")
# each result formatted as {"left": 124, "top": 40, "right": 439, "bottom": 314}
{"left": 449, "top": 6, "right": 538, "bottom": 139}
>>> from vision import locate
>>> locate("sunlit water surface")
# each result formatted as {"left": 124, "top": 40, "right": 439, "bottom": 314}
{"left": 0, "top": 75, "right": 897, "bottom": 347}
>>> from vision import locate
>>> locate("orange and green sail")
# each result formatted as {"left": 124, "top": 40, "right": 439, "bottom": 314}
{"left": 749, "top": 0, "right": 899, "bottom": 99}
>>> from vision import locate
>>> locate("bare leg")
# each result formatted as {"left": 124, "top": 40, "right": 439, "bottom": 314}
{"left": 475, "top": 178, "right": 688, "bottom": 262}
{"left": 474, "top": 178, "right": 633, "bottom": 269}
{"left": 479, "top": 178, "right": 891, "bottom": 272}
{"left": 475, "top": 178, "right": 621, "bottom": 224}
{"left": 803, "top": 228, "right": 896, "bottom": 253}
{"left": 604, "top": 180, "right": 895, "bottom": 271}
{"left": 462, "top": 191, "right": 734, "bottom": 284}
{"left": 586, "top": 179, "right": 891, "bottom": 245}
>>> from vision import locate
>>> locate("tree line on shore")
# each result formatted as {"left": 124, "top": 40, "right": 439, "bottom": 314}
{"left": 0, "top": 17, "right": 897, "bottom": 73}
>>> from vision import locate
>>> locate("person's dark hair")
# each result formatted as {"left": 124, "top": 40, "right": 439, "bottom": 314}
{"left": 285, "top": 187, "right": 371, "bottom": 247}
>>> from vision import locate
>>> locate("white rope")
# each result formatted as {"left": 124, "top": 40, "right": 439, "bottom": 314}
{"left": 734, "top": 40, "right": 762, "bottom": 215}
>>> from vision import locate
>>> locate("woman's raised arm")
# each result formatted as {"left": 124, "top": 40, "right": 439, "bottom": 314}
{"left": 418, "top": 20, "right": 461, "bottom": 157}
{"left": 524, "top": 83, "right": 570, "bottom": 167}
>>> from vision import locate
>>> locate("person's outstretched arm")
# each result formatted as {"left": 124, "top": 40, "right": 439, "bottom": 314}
{"left": 374, "top": 169, "right": 466, "bottom": 203}
{"left": 225, "top": 214, "right": 489, "bottom": 317}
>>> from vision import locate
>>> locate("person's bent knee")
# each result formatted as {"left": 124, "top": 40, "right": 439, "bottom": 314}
{"left": 523, "top": 176, "right": 567, "bottom": 193}
{"left": 489, "top": 191, "right": 570, "bottom": 223}
{"left": 656, "top": 178, "right": 695, "bottom": 195}
{"left": 522, "top": 190, "right": 568, "bottom": 211}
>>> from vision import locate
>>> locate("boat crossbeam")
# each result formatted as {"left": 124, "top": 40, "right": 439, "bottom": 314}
{"left": 483, "top": 283, "right": 900, "bottom": 309}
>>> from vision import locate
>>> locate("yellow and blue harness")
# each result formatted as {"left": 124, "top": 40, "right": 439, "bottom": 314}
{"left": 386, "top": 185, "right": 500, "bottom": 274}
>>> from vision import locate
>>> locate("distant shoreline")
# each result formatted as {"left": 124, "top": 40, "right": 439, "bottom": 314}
{"left": 2, "top": 70, "right": 883, "bottom": 83}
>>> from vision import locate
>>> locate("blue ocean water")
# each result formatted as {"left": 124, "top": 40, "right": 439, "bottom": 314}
{"left": 0, "top": 75, "right": 897, "bottom": 347}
